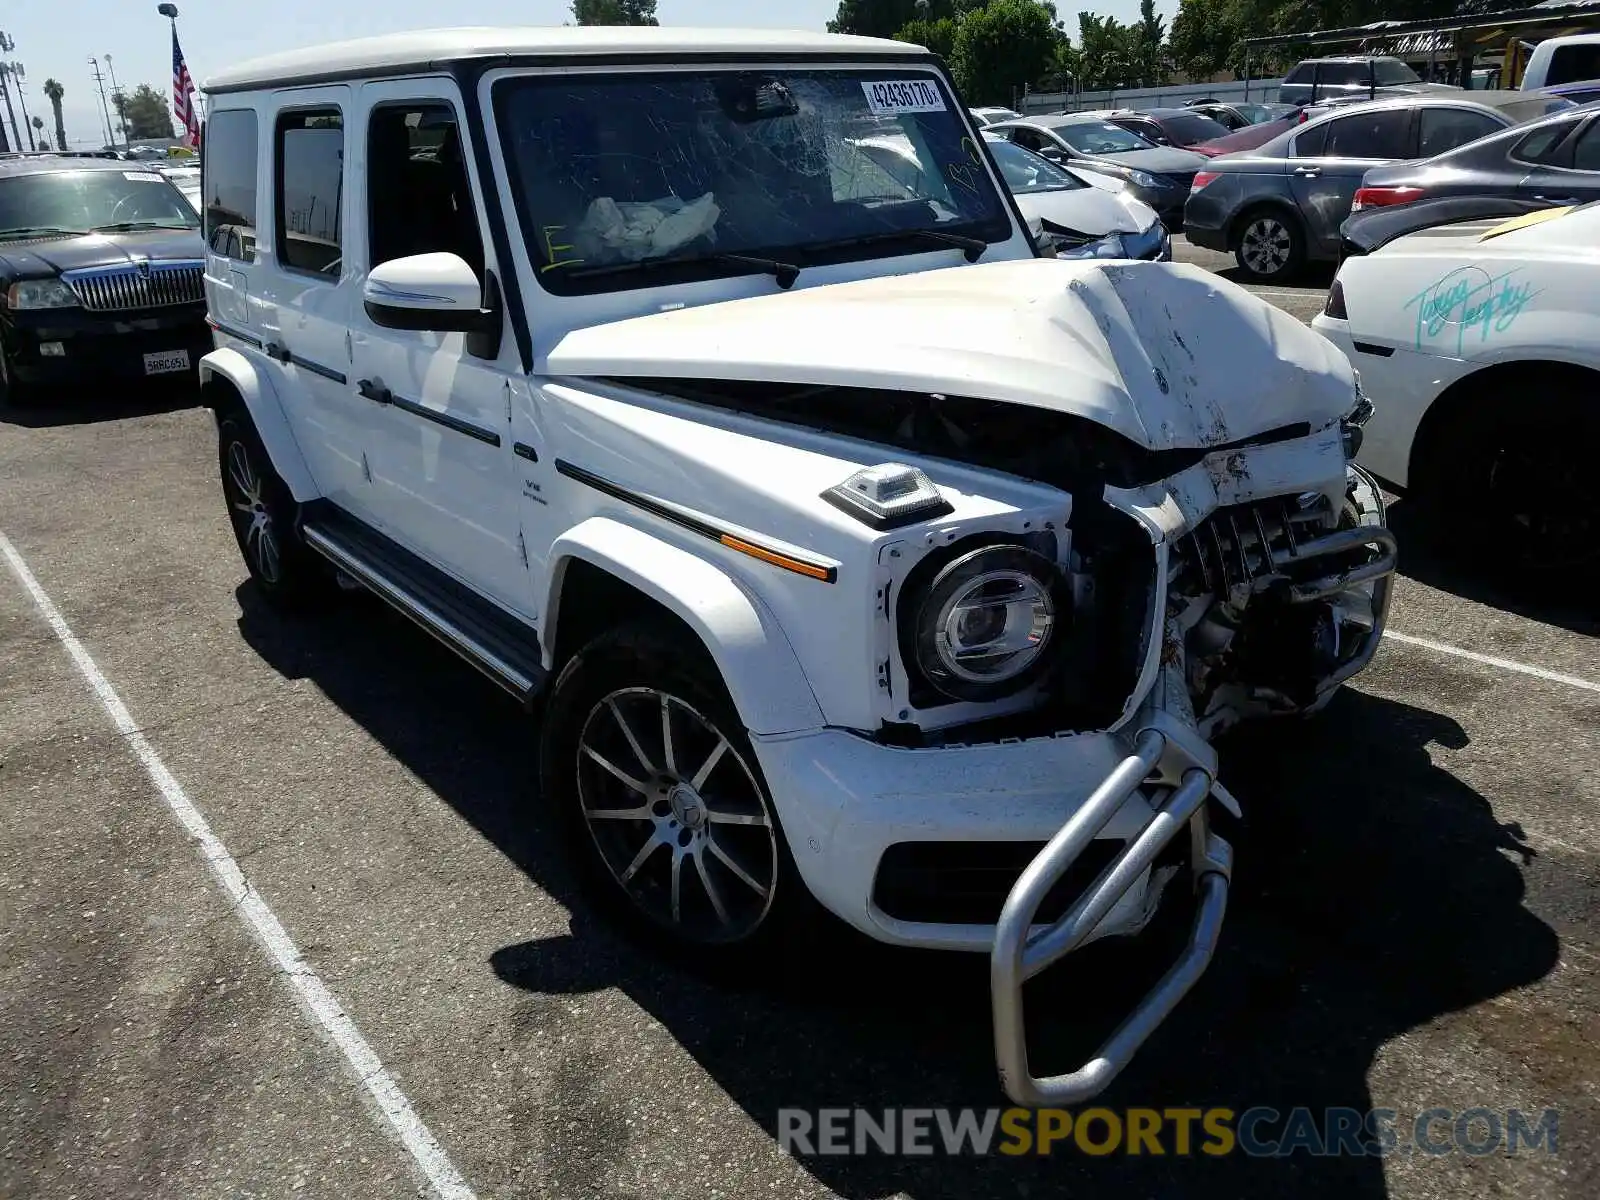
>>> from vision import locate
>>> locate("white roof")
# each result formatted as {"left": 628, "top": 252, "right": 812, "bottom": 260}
{"left": 204, "top": 26, "right": 924, "bottom": 93}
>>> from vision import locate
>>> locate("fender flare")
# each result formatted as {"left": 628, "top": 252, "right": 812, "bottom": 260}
{"left": 198, "top": 346, "right": 320, "bottom": 503}
{"left": 545, "top": 517, "right": 825, "bottom": 737}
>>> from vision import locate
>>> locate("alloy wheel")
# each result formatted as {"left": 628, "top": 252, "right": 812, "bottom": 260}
{"left": 226, "top": 439, "right": 282, "bottom": 584}
{"left": 576, "top": 687, "right": 778, "bottom": 944}
{"left": 1486, "top": 438, "right": 1599, "bottom": 573}
{"left": 1241, "top": 217, "right": 1292, "bottom": 276}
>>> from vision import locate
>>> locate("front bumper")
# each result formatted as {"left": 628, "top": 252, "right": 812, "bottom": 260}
{"left": 752, "top": 461, "right": 1395, "bottom": 1106}
{"left": 3, "top": 303, "right": 212, "bottom": 389}
{"left": 753, "top": 702, "right": 1236, "bottom": 1108}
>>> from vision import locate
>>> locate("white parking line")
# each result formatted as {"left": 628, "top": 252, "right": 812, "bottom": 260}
{"left": 1246, "top": 287, "right": 1326, "bottom": 302}
{"left": 0, "top": 531, "right": 478, "bottom": 1200}
{"left": 1385, "top": 629, "right": 1600, "bottom": 695}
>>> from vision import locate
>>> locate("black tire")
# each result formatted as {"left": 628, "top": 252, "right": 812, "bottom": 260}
{"left": 1419, "top": 391, "right": 1600, "bottom": 584}
{"left": 216, "top": 406, "right": 332, "bottom": 609}
{"left": 540, "top": 621, "right": 817, "bottom": 968}
{"left": 1232, "top": 207, "right": 1306, "bottom": 284}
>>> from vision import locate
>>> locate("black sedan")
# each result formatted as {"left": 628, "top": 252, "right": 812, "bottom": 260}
{"left": 1183, "top": 100, "right": 1297, "bottom": 131}
{"left": 0, "top": 157, "right": 209, "bottom": 408}
{"left": 1353, "top": 99, "right": 1600, "bottom": 214}
{"left": 1098, "top": 107, "right": 1232, "bottom": 152}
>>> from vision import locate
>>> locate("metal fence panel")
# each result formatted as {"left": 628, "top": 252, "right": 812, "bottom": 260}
{"left": 1022, "top": 78, "right": 1287, "bottom": 115}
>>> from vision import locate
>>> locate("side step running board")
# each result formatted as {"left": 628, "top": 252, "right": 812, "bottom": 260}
{"left": 300, "top": 507, "right": 545, "bottom": 706}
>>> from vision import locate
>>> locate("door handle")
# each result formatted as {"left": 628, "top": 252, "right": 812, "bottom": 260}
{"left": 1293, "top": 166, "right": 1322, "bottom": 178}
{"left": 357, "top": 379, "right": 392, "bottom": 405}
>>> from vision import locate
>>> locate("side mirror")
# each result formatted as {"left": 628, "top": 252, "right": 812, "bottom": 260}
{"left": 1038, "top": 145, "right": 1067, "bottom": 162}
{"left": 363, "top": 253, "right": 493, "bottom": 334}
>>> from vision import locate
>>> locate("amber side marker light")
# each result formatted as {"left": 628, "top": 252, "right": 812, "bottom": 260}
{"left": 719, "top": 534, "right": 834, "bottom": 582}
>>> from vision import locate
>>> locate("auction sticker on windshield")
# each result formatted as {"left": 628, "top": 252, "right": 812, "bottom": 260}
{"left": 862, "top": 79, "right": 946, "bottom": 115}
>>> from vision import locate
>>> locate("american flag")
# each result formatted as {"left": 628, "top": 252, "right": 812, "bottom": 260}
{"left": 172, "top": 28, "right": 199, "bottom": 146}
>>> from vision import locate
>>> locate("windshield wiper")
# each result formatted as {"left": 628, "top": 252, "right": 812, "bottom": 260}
{"left": 0, "top": 225, "right": 86, "bottom": 241}
{"left": 808, "top": 227, "right": 989, "bottom": 263}
{"left": 92, "top": 220, "right": 194, "bottom": 233}
{"left": 565, "top": 250, "right": 800, "bottom": 289}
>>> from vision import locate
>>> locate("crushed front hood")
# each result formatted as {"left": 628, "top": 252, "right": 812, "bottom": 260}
{"left": 546, "top": 258, "right": 1355, "bottom": 452}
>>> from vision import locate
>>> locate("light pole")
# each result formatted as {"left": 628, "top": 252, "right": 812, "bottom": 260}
{"left": 11, "top": 61, "right": 35, "bottom": 151}
{"left": 88, "top": 56, "right": 115, "bottom": 150}
{"left": 104, "top": 53, "right": 127, "bottom": 148}
{"left": 0, "top": 33, "right": 20, "bottom": 152}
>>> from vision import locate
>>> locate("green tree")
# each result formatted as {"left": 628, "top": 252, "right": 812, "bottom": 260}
{"left": 570, "top": 0, "right": 659, "bottom": 25}
{"left": 1074, "top": 13, "right": 1141, "bottom": 91}
{"left": 892, "top": 16, "right": 960, "bottom": 59}
{"left": 829, "top": 1, "right": 982, "bottom": 38}
{"left": 951, "top": 0, "right": 1059, "bottom": 105}
{"left": 1132, "top": 0, "right": 1169, "bottom": 86}
{"left": 122, "top": 84, "right": 172, "bottom": 140}
{"left": 43, "top": 78, "right": 67, "bottom": 154}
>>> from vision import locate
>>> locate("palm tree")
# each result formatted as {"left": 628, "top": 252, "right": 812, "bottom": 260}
{"left": 31, "top": 115, "right": 44, "bottom": 149}
{"left": 43, "top": 78, "right": 66, "bottom": 153}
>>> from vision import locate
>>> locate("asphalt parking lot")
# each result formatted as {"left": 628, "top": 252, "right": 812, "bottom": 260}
{"left": 2, "top": 244, "right": 1597, "bottom": 1200}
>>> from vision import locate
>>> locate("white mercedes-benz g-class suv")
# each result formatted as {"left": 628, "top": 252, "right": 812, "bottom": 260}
{"left": 197, "top": 27, "right": 1396, "bottom": 1105}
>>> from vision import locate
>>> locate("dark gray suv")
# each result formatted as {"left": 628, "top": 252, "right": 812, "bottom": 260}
{"left": 1277, "top": 56, "right": 1460, "bottom": 107}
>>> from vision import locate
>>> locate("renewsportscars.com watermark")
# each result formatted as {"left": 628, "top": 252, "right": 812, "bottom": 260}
{"left": 778, "top": 1106, "right": 1559, "bottom": 1158}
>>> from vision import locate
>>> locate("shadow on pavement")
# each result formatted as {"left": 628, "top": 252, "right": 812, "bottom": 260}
{"left": 1385, "top": 496, "right": 1600, "bottom": 638}
{"left": 236, "top": 585, "right": 1558, "bottom": 1199}
{"left": 0, "top": 379, "right": 201, "bottom": 429}
{"left": 1212, "top": 260, "right": 1337, "bottom": 293}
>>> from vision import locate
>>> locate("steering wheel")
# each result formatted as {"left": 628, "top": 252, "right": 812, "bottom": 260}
{"left": 108, "top": 191, "right": 143, "bottom": 225}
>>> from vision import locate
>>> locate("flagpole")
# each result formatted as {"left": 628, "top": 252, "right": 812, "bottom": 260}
{"left": 157, "top": 3, "right": 196, "bottom": 148}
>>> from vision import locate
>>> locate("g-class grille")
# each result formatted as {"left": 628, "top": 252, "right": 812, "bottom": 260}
{"left": 1177, "top": 492, "right": 1337, "bottom": 597}
{"left": 62, "top": 260, "right": 205, "bottom": 312}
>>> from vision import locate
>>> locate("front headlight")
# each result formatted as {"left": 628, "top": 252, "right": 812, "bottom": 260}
{"left": 1126, "top": 170, "right": 1159, "bottom": 189}
{"left": 6, "top": 278, "right": 78, "bottom": 310}
{"left": 910, "top": 545, "right": 1067, "bottom": 701}
{"left": 1056, "top": 232, "right": 1129, "bottom": 260}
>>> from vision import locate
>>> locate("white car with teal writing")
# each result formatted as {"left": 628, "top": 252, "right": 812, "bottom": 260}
{"left": 1312, "top": 202, "right": 1599, "bottom": 582}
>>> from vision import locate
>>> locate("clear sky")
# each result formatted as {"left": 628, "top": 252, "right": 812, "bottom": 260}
{"left": 2, "top": 1, "right": 1154, "bottom": 150}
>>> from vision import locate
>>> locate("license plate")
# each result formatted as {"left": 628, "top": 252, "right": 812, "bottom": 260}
{"left": 143, "top": 349, "right": 190, "bottom": 375}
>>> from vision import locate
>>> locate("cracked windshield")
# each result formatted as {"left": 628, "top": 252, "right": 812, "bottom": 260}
{"left": 496, "top": 69, "right": 1010, "bottom": 292}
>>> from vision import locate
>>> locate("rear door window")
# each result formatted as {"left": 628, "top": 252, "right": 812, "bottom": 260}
{"left": 1293, "top": 122, "right": 1329, "bottom": 157}
{"left": 203, "top": 108, "right": 258, "bottom": 260}
{"left": 1418, "top": 108, "right": 1502, "bottom": 158}
{"left": 1323, "top": 109, "right": 1411, "bottom": 158}
{"left": 1512, "top": 118, "right": 1581, "bottom": 166}
{"left": 275, "top": 109, "right": 344, "bottom": 277}
{"left": 1571, "top": 123, "right": 1600, "bottom": 172}
{"left": 1373, "top": 60, "right": 1422, "bottom": 86}
{"left": 1319, "top": 63, "right": 1368, "bottom": 86}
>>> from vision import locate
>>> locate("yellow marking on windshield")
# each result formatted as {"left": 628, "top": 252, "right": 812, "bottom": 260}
{"left": 540, "top": 224, "right": 583, "bottom": 272}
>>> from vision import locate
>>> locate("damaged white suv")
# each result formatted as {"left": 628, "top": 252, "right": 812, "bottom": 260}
{"left": 197, "top": 27, "right": 1396, "bottom": 1105}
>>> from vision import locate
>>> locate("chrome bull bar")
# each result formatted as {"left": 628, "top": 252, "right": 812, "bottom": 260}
{"left": 991, "top": 724, "right": 1234, "bottom": 1107}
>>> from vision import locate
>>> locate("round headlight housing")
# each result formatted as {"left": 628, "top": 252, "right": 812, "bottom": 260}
{"left": 912, "top": 545, "right": 1066, "bottom": 702}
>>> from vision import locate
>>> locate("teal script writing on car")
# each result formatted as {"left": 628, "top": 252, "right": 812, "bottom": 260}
{"left": 1404, "top": 266, "right": 1537, "bottom": 356}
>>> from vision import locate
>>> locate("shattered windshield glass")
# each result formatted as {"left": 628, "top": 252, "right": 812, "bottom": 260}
{"left": 495, "top": 69, "right": 1011, "bottom": 294}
